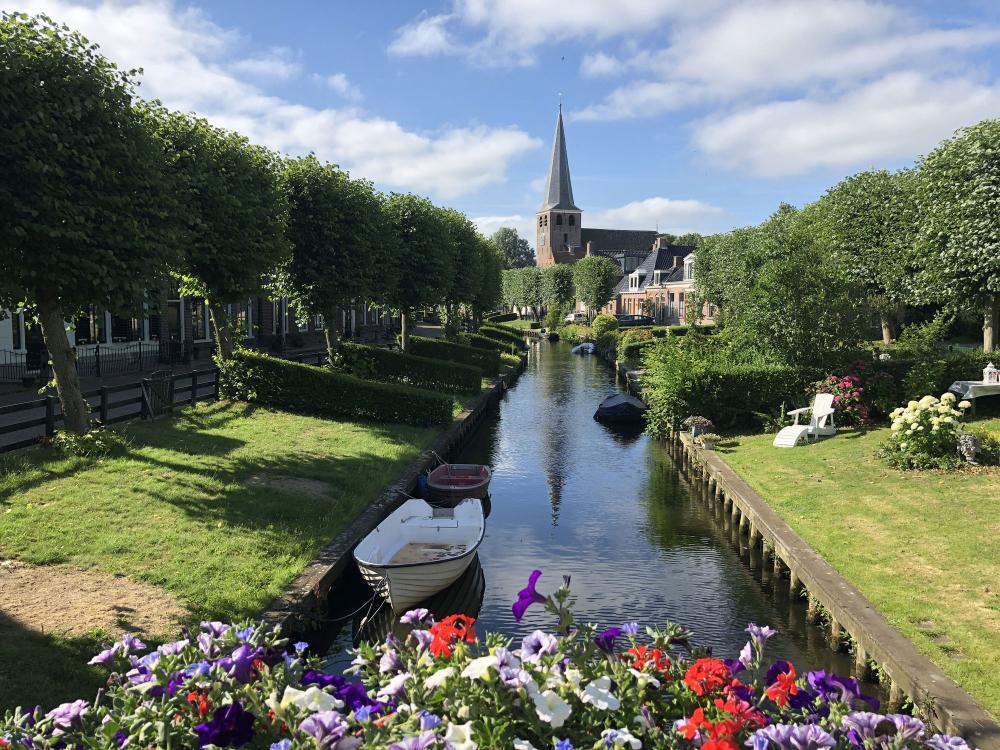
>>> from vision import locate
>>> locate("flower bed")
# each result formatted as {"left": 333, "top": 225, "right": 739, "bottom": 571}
{"left": 879, "top": 392, "right": 973, "bottom": 470}
{"left": 3, "top": 573, "right": 978, "bottom": 750}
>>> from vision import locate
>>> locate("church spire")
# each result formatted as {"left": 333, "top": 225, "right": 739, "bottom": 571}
{"left": 539, "top": 106, "right": 579, "bottom": 211}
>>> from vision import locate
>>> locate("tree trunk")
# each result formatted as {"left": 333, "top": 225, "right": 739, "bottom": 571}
{"left": 35, "top": 289, "right": 90, "bottom": 435}
{"left": 879, "top": 312, "right": 894, "bottom": 346}
{"left": 208, "top": 302, "right": 234, "bottom": 360}
{"left": 323, "top": 306, "right": 342, "bottom": 362}
{"left": 400, "top": 310, "right": 411, "bottom": 353}
{"left": 985, "top": 294, "right": 1000, "bottom": 353}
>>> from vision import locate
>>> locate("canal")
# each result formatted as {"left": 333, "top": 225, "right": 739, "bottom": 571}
{"left": 318, "top": 339, "right": 857, "bottom": 676}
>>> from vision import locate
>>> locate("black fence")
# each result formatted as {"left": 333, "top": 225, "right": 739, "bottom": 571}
{"left": 0, "top": 368, "right": 219, "bottom": 454}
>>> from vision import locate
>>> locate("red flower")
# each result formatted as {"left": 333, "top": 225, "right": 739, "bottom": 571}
{"left": 677, "top": 707, "right": 708, "bottom": 740}
{"left": 765, "top": 663, "right": 799, "bottom": 706}
{"left": 703, "top": 739, "right": 740, "bottom": 750}
{"left": 683, "top": 658, "right": 730, "bottom": 696}
{"left": 714, "top": 694, "right": 765, "bottom": 730}
{"left": 627, "top": 645, "right": 670, "bottom": 672}
{"left": 428, "top": 614, "right": 477, "bottom": 658}
{"left": 186, "top": 690, "right": 211, "bottom": 717}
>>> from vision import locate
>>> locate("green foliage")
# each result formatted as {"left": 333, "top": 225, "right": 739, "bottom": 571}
{"left": 275, "top": 156, "right": 386, "bottom": 329}
{"left": 893, "top": 315, "right": 952, "bottom": 400}
{"left": 500, "top": 266, "right": 543, "bottom": 315}
{"left": 541, "top": 264, "right": 576, "bottom": 308}
{"left": 619, "top": 329, "right": 656, "bottom": 363}
{"left": 572, "top": 256, "right": 620, "bottom": 314}
{"left": 145, "top": 106, "right": 289, "bottom": 309}
{"left": 332, "top": 341, "right": 482, "bottom": 393}
{"left": 406, "top": 335, "right": 502, "bottom": 375}
{"left": 489, "top": 226, "right": 535, "bottom": 268}
{"left": 591, "top": 314, "right": 619, "bottom": 337}
{"left": 478, "top": 325, "right": 527, "bottom": 349}
{"left": 879, "top": 393, "right": 970, "bottom": 470}
{"left": 383, "top": 194, "right": 453, "bottom": 315}
{"left": 485, "top": 312, "right": 517, "bottom": 323}
{"left": 472, "top": 238, "right": 503, "bottom": 322}
{"left": 49, "top": 427, "right": 129, "bottom": 458}
{"left": 457, "top": 332, "right": 518, "bottom": 354}
{"left": 218, "top": 349, "right": 453, "bottom": 426}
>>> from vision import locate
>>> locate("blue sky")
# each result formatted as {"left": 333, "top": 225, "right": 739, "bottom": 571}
{"left": 11, "top": 0, "right": 1000, "bottom": 247}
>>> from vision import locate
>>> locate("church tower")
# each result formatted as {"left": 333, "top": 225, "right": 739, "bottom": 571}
{"left": 536, "top": 106, "right": 582, "bottom": 267}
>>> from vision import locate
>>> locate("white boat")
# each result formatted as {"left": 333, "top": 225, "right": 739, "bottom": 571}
{"left": 572, "top": 342, "right": 595, "bottom": 354}
{"left": 353, "top": 498, "right": 485, "bottom": 613}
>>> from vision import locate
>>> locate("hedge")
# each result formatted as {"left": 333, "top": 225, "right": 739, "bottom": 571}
{"left": 499, "top": 352, "right": 522, "bottom": 370}
{"left": 485, "top": 312, "right": 516, "bottom": 323}
{"left": 478, "top": 325, "right": 527, "bottom": 349}
{"left": 406, "top": 335, "right": 502, "bottom": 375}
{"left": 620, "top": 339, "right": 658, "bottom": 363}
{"left": 334, "top": 341, "right": 482, "bottom": 393}
{"left": 458, "top": 332, "right": 520, "bottom": 355}
{"left": 218, "top": 349, "right": 454, "bottom": 426}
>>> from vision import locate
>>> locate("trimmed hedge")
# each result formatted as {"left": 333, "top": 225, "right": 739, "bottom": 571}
{"left": 406, "top": 335, "right": 502, "bottom": 375}
{"left": 218, "top": 349, "right": 454, "bottom": 426}
{"left": 499, "top": 352, "right": 522, "bottom": 370}
{"left": 485, "top": 312, "right": 516, "bottom": 323}
{"left": 334, "top": 341, "right": 482, "bottom": 393}
{"left": 620, "top": 339, "right": 658, "bottom": 362}
{"left": 478, "top": 325, "right": 527, "bottom": 349}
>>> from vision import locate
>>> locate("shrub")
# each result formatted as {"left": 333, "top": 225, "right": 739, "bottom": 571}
{"left": 333, "top": 342, "right": 482, "bottom": 393}
{"left": 5, "top": 569, "right": 964, "bottom": 750}
{"left": 878, "top": 392, "right": 972, "bottom": 470}
{"left": 499, "top": 352, "right": 522, "bottom": 370}
{"left": 457, "top": 331, "right": 518, "bottom": 355}
{"left": 478, "top": 324, "right": 527, "bottom": 349}
{"left": 406, "top": 335, "right": 502, "bottom": 375}
{"left": 619, "top": 329, "right": 657, "bottom": 364}
{"left": 591, "top": 313, "right": 619, "bottom": 338}
{"left": 218, "top": 349, "right": 453, "bottom": 426}
{"left": 621, "top": 338, "right": 657, "bottom": 364}
{"left": 49, "top": 426, "right": 129, "bottom": 458}
{"left": 484, "top": 312, "right": 516, "bottom": 323}
{"left": 808, "top": 374, "right": 870, "bottom": 426}
{"left": 529, "top": 321, "right": 541, "bottom": 329}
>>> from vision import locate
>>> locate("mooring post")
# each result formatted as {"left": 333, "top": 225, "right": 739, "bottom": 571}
{"left": 887, "top": 680, "right": 904, "bottom": 712}
{"left": 829, "top": 619, "right": 844, "bottom": 651}
{"left": 788, "top": 570, "right": 802, "bottom": 596}
{"left": 854, "top": 646, "right": 871, "bottom": 681}
{"left": 806, "top": 596, "right": 821, "bottom": 624}
{"left": 772, "top": 554, "right": 783, "bottom": 580}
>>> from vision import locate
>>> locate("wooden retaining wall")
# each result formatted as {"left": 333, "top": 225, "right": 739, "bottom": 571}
{"left": 674, "top": 433, "right": 1000, "bottom": 749}
{"left": 261, "top": 353, "right": 528, "bottom": 630}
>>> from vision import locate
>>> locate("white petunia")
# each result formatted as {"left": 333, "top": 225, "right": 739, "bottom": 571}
{"left": 279, "top": 686, "right": 342, "bottom": 712}
{"left": 461, "top": 655, "right": 497, "bottom": 680}
{"left": 628, "top": 667, "right": 660, "bottom": 689}
{"left": 423, "top": 667, "right": 454, "bottom": 690}
{"left": 532, "top": 689, "right": 572, "bottom": 727}
{"left": 580, "top": 675, "right": 620, "bottom": 711}
{"left": 513, "top": 741, "right": 539, "bottom": 750}
{"left": 601, "top": 727, "right": 643, "bottom": 748}
{"left": 444, "top": 721, "right": 478, "bottom": 750}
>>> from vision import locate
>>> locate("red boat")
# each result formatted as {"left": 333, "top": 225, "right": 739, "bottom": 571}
{"left": 427, "top": 463, "right": 492, "bottom": 506}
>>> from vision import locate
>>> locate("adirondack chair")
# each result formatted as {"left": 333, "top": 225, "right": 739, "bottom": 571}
{"left": 772, "top": 393, "right": 836, "bottom": 448}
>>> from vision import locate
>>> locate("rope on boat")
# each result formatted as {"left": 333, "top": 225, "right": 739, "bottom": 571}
{"left": 315, "top": 591, "right": 382, "bottom": 624}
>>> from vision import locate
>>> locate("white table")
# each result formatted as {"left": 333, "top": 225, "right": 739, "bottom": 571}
{"left": 948, "top": 381, "right": 1000, "bottom": 413}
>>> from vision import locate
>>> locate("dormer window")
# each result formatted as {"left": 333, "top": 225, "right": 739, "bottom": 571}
{"left": 683, "top": 256, "right": 694, "bottom": 281}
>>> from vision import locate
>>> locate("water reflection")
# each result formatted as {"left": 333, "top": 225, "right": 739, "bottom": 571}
{"left": 317, "top": 341, "right": 861, "bottom": 681}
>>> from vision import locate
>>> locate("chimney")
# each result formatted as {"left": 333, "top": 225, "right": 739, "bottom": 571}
{"left": 585, "top": 241, "right": 593, "bottom": 257}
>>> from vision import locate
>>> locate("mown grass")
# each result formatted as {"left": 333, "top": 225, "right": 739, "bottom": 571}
{"left": 502, "top": 319, "right": 538, "bottom": 329}
{"left": 718, "top": 418, "right": 1000, "bottom": 717}
{"left": 0, "top": 401, "right": 444, "bottom": 708}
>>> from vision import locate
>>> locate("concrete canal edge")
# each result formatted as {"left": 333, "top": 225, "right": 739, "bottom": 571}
{"left": 261, "top": 352, "right": 529, "bottom": 631}
{"left": 675, "top": 432, "right": 1000, "bottom": 748}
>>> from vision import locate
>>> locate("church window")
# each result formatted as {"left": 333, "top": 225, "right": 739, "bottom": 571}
{"left": 556, "top": 214, "right": 563, "bottom": 225}
{"left": 538, "top": 216, "right": 543, "bottom": 227}
{"left": 568, "top": 215, "right": 575, "bottom": 226}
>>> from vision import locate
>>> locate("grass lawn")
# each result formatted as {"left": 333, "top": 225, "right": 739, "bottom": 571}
{"left": 502, "top": 319, "right": 538, "bottom": 329}
{"left": 718, "top": 418, "right": 1000, "bottom": 717}
{"left": 0, "top": 401, "right": 445, "bottom": 709}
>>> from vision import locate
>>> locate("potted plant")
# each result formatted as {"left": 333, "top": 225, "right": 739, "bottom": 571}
{"left": 697, "top": 432, "right": 722, "bottom": 449}
{"left": 682, "top": 415, "right": 715, "bottom": 437}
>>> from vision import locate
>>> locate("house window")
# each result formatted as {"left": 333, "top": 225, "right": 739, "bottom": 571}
{"left": 111, "top": 315, "right": 140, "bottom": 342}
{"left": 568, "top": 215, "right": 575, "bottom": 226}
{"left": 74, "top": 308, "right": 105, "bottom": 345}
{"left": 189, "top": 299, "right": 210, "bottom": 340}
{"left": 11, "top": 311, "right": 22, "bottom": 350}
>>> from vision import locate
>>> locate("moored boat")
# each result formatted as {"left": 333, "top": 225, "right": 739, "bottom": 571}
{"left": 353, "top": 498, "right": 485, "bottom": 612}
{"left": 594, "top": 393, "right": 648, "bottom": 424}
{"left": 572, "top": 342, "right": 595, "bottom": 354}
{"left": 427, "top": 463, "right": 492, "bottom": 506}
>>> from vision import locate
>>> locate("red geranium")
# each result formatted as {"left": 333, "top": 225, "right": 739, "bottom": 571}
{"left": 626, "top": 645, "right": 670, "bottom": 673}
{"left": 765, "top": 663, "right": 799, "bottom": 706}
{"left": 683, "top": 658, "right": 730, "bottom": 696}
{"left": 428, "top": 614, "right": 477, "bottom": 658}
{"left": 186, "top": 690, "right": 210, "bottom": 717}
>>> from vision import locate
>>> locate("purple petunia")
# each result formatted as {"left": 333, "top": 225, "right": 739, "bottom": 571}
{"left": 46, "top": 699, "right": 89, "bottom": 730}
{"left": 419, "top": 711, "right": 442, "bottom": 730}
{"left": 746, "top": 623, "right": 777, "bottom": 649}
{"left": 410, "top": 629, "right": 433, "bottom": 651}
{"left": 270, "top": 741, "right": 293, "bottom": 750}
{"left": 293, "top": 641, "right": 310, "bottom": 654}
{"left": 158, "top": 639, "right": 189, "bottom": 656}
{"left": 621, "top": 622, "right": 641, "bottom": 636}
{"left": 748, "top": 723, "right": 836, "bottom": 750}
{"left": 379, "top": 649, "right": 403, "bottom": 673}
{"left": 298, "top": 710, "right": 358, "bottom": 750}
{"left": 200, "top": 621, "right": 231, "bottom": 638}
{"left": 512, "top": 569, "right": 547, "bottom": 622}
{"left": 556, "top": 739, "right": 574, "bottom": 750}
{"left": 521, "top": 630, "right": 558, "bottom": 663}
{"left": 841, "top": 712, "right": 890, "bottom": 747}
{"left": 389, "top": 732, "right": 437, "bottom": 750}
{"left": 400, "top": 608, "right": 430, "bottom": 625}
{"left": 194, "top": 702, "right": 255, "bottom": 748}
{"left": 88, "top": 645, "right": 119, "bottom": 666}
{"left": 217, "top": 645, "right": 258, "bottom": 684}
{"left": 926, "top": 735, "right": 972, "bottom": 750}
{"left": 594, "top": 627, "right": 622, "bottom": 654}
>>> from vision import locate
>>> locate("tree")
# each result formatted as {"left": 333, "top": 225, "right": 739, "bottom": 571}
{"left": 383, "top": 194, "right": 452, "bottom": 352}
{"left": 519, "top": 266, "right": 544, "bottom": 320}
{"left": 819, "top": 169, "right": 917, "bottom": 344}
{"left": 147, "top": 108, "right": 289, "bottom": 359}
{"left": 0, "top": 13, "right": 178, "bottom": 434}
{"left": 276, "top": 156, "right": 387, "bottom": 360}
{"left": 501, "top": 269, "right": 521, "bottom": 312}
{"left": 541, "top": 265, "right": 575, "bottom": 310}
{"left": 572, "top": 256, "right": 620, "bottom": 320}
{"left": 916, "top": 119, "right": 1000, "bottom": 352}
{"left": 440, "top": 209, "right": 484, "bottom": 337}
{"left": 490, "top": 227, "right": 535, "bottom": 269}
{"left": 471, "top": 238, "right": 503, "bottom": 325}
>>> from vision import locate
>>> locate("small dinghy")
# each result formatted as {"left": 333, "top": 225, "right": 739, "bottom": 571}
{"left": 353, "top": 498, "right": 485, "bottom": 613}
{"left": 572, "top": 342, "right": 595, "bottom": 354}
{"left": 427, "top": 463, "right": 492, "bottom": 506}
{"left": 594, "top": 393, "right": 648, "bottom": 424}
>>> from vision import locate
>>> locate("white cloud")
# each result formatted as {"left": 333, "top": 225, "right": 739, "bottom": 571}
{"left": 318, "top": 72, "right": 362, "bottom": 101}
{"left": 472, "top": 214, "right": 535, "bottom": 241}
{"left": 694, "top": 71, "right": 1000, "bottom": 177}
{"left": 574, "top": 80, "right": 696, "bottom": 121}
{"left": 580, "top": 51, "right": 624, "bottom": 78}
{"left": 589, "top": 197, "right": 724, "bottom": 233}
{"left": 18, "top": 0, "right": 539, "bottom": 199}
{"left": 230, "top": 47, "right": 301, "bottom": 79}
{"left": 529, "top": 175, "right": 547, "bottom": 193}
{"left": 388, "top": 13, "right": 458, "bottom": 57}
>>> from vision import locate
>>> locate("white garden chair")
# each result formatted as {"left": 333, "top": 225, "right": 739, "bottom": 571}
{"left": 772, "top": 393, "right": 837, "bottom": 448}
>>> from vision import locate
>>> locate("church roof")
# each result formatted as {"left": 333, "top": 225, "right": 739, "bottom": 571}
{"left": 581, "top": 227, "right": 658, "bottom": 254}
{"left": 539, "top": 109, "right": 580, "bottom": 212}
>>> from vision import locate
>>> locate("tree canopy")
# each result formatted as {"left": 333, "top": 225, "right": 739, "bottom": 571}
{"left": 490, "top": 227, "right": 535, "bottom": 269}
{"left": 572, "top": 256, "right": 620, "bottom": 318}
{"left": 541, "top": 265, "right": 576, "bottom": 309}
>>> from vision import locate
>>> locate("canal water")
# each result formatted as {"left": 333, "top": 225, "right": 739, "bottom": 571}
{"left": 317, "top": 340, "right": 857, "bottom": 677}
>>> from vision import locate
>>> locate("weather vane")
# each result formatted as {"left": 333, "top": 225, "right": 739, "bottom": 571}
{"left": 558, "top": 92, "right": 563, "bottom": 112}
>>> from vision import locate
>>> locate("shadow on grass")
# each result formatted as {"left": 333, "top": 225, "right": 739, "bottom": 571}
{"left": 0, "top": 614, "right": 107, "bottom": 712}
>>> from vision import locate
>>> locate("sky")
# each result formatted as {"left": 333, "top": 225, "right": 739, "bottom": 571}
{"left": 9, "top": 0, "right": 1000, "bottom": 248}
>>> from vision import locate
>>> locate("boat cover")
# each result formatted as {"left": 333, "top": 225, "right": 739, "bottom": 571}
{"left": 594, "top": 393, "right": 647, "bottom": 423}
